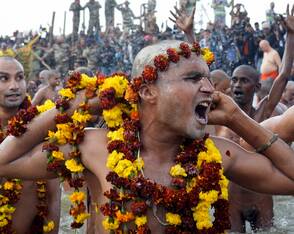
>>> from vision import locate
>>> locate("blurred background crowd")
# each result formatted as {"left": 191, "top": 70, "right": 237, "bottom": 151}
{"left": 0, "top": 0, "right": 291, "bottom": 94}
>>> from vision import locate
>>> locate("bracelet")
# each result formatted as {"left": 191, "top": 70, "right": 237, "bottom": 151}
{"left": 255, "top": 134, "right": 279, "bottom": 153}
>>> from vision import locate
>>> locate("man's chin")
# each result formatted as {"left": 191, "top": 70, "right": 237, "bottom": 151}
{"left": 5, "top": 101, "right": 24, "bottom": 108}
{"left": 187, "top": 127, "right": 206, "bottom": 140}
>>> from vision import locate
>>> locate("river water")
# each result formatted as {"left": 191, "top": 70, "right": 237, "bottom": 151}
{"left": 58, "top": 189, "right": 294, "bottom": 234}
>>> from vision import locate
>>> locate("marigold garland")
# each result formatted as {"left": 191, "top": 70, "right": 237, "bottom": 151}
{"left": 0, "top": 97, "right": 56, "bottom": 233}
{"left": 44, "top": 72, "right": 97, "bottom": 229}
{"left": 99, "top": 43, "right": 229, "bottom": 233}
{"left": 41, "top": 42, "right": 228, "bottom": 233}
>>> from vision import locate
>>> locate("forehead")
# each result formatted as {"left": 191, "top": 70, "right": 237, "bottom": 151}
{"left": 0, "top": 59, "right": 24, "bottom": 74}
{"left": 163, "top": 55, "right": 210, "bottom": 80}
{"left": 232, "top": 68, "right": 256, "bottom": 81}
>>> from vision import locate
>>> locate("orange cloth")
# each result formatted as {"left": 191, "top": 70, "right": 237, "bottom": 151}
{"left": 261, "top": 70, "right": 279, "bottom": 80}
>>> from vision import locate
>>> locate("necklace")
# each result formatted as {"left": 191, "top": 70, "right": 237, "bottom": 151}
{"left": 99, "top": 74, "right": 230, "bottom": 233}
{"left": 43, "top": 42, "right": 228, "bottom": 232}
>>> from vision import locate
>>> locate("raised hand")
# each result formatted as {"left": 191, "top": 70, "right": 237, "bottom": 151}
{"left": 169, "top": 6, "right": 195, "bottom": 34}
{"left": 208, "top": 91, "right": 240, "bottom": 126}
{"left": 280, "top": 4, "right": 294, "bottom": 34}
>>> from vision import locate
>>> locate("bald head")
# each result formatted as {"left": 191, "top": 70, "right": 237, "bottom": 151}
{"left": 259, "top": 40, "right": 271, "bottom": 52}
{"left": 39, "top": 70, "right": 50, "bottom": 80}
{"left": 131, "top": 40, "right": 206, "bottom": 79}
{"left": 233, "top": 65, "right": 260, "bottom": 83}
{"left": 210, "top": 69, "right": 230, "bottom": 93}
{"left": 0, "top": 56, "right": 23, "bottom": 69}
{"left": 211, "top": 69, "right": 230, "bottom": 84}
{"left": 39, "top": 69, "right": 60, "bottom": 87}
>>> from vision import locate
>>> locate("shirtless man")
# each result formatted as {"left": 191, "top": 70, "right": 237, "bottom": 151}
{"left": 260, "top": 39, "right": 282, "bottom": 81}
{"left": 2, "top": 38, "right": 294, "bottom": 233}
{"left": 217, "top": 7, "right": 294, "bottom": 232}
{"left": 0, "top": 57, "right": 60, "bottom": 233}
{"left": 32, "top": 70, "right": 61, "bottom": 105}
{"left": 281, "top": 81, "right": 294, "bottom": 108}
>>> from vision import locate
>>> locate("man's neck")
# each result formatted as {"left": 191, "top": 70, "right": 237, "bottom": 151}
{"left": 238, "top": 101, "right": 254, "bottom": 116}
{"left": 139, "top": 113, "right": 184, "bottom": 164}
{"left": 0, "top": 107, "right": 19, "bottom": 128}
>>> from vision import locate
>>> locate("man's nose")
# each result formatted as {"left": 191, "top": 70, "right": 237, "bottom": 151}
{"left": 8, "top": 79, "right": 20, "bottom": 90}
{"left": 200, "top": 77, "right": 214, "bottom": 94}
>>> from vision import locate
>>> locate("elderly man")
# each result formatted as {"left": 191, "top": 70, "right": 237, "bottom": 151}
{"left": 260, "top": 39, "right": 281, "bottom": 81}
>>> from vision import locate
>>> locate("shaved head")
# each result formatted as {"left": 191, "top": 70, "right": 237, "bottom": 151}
{"left": 211, "top": 69, "right": 230, "bottom": 84}
{"left": 131, "top": 40, "right": 206, "bottom": 79}
{"left": 39, "top": 70, "right": 50, "bottom": 80}
{"left": 259, "top": 40, "right": 271, "bottom": 52}
{"left": 233, "top": 65, "right": 260, "bottom": 83}
{"left": 0, "top": 56, "right": 23, "bottom": 70}
{"left": 211, "top": 69, "right": 230, "bottom": 93}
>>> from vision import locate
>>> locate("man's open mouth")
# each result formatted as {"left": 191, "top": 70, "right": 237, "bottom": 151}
{"left": 233, "top": 90, "right": 244, "bottom": 99}
{"left": 195, "top": 100, "right": 211, "bottom": 125}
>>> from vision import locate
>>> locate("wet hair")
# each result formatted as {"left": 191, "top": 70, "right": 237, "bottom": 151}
{"left": 233, "top": 65, "right": 260, "bottom": 83}
{"left": 131, "top": 40, "right": 204, "bottom": 79}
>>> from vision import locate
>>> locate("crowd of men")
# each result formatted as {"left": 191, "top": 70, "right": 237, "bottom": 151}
{"left": 1, "top": 1, "right": 294, "bottom": 233}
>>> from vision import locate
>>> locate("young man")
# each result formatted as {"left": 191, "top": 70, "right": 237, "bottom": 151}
{"left": 32, "top": 70, "right": 61, "bottom": 105}
{"left": 1, "top": 40, "right": 294, "bottom": 233}
{"left": 0, "top": 56, "right": 60, "bottom": 233}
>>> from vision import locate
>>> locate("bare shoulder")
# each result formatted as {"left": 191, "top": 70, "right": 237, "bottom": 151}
{"left": 210, "top": 136, "right": 237, "bottom": 171}
{"left": 211, "top": 137, "right": 250, "bottom": 172}
{"left": 79, "top": 128, "right": 109, "bottom": 174}
{"left": 80, "top": 128, "right": 108, "bottom": 155}
{"left": 210, "top": 136, "right": 236, "bottom": 154}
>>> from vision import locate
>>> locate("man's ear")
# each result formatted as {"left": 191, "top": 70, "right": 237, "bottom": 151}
{"left": 138, "top": 84, "right": 157, "bottom": 104}
{"left": 255, "top": 82, "right": 261, "bottom": 92}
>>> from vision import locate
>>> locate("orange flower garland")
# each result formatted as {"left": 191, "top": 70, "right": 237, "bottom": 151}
{"left": 0, "top": 97, "right": 56, "bottom": 233}
{"left": 39, "top": 42, "right": 228, "bottom": 233}
{"left": 44, "top": 72, "right": 98, "bottom": 229}
{"left": 99, "top": 43, "right": 230, "bottom": 233}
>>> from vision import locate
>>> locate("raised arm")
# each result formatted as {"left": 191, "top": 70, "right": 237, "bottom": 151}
{"left": 216, "top": 137, "right": 294, "bottom": 195}
{"left": 209, "top": 91, "right": 294, "bottom": 180}
{"left": 169, "top": 6, "right": 196, "bottom": 43}
{"left": 260, "top": 4, "right": 294, "bottom": 118}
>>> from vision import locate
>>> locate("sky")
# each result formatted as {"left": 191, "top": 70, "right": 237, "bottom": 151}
{"left": 0, "top": 0, "right": 290, "bottom": 37}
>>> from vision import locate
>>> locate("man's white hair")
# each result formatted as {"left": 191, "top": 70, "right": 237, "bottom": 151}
{"left": 131, "top": 40, "right": 192, "bottom": 78}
